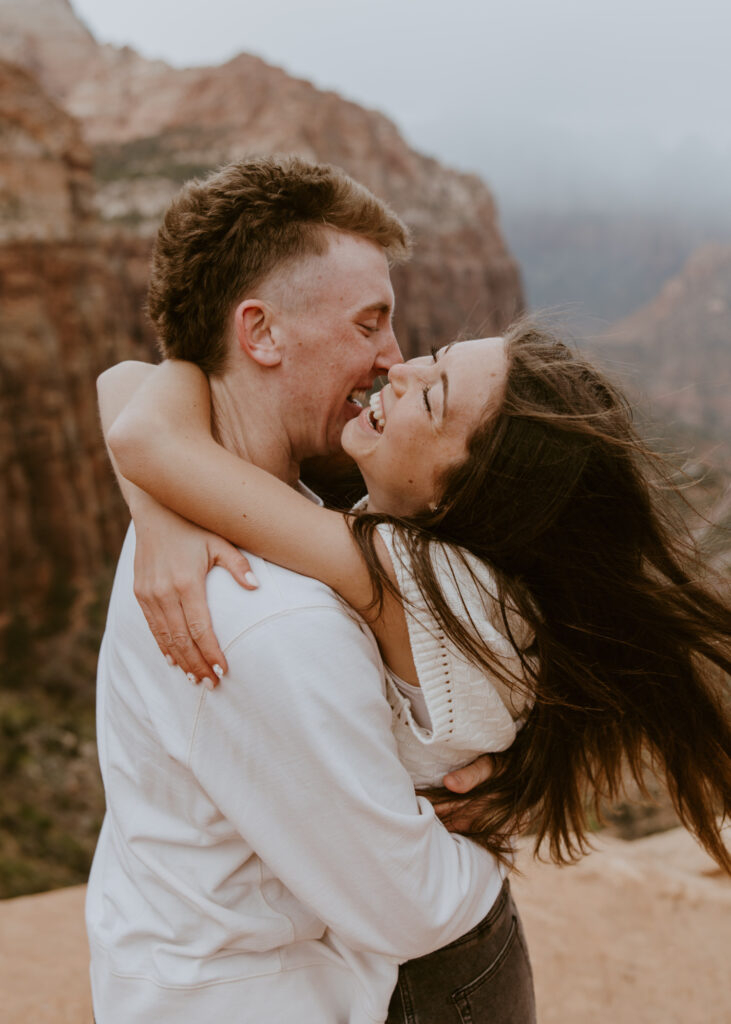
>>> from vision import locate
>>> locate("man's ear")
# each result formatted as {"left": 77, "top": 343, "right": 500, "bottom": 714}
{"left": 233, "top": 300, "right": 282, "bottom": 367}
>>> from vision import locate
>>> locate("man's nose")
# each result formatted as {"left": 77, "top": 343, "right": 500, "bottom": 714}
{"left": 374, "top": 323, "right": 403, "bottom": 374}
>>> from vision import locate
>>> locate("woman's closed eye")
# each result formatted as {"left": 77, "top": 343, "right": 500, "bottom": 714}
{"left": 421, "top": 346, "right": 442, "bottom": 413}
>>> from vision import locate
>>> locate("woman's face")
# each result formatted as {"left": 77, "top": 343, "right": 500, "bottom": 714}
{"left": 341, "top": 337, "right": 507, "bottom": 515}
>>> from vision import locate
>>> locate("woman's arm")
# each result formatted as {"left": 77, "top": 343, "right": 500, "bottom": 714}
{"left": 111, "top": 363, "right": 378, "bottom": 615}
{"left": 108, "top": 360, "right": 415, "bottom": 679}
{"left": 98, "top": 362, "right": 256, "bottom": 684}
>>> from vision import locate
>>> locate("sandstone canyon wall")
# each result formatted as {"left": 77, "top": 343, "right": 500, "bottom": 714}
{"left": 590, "top": 244, "right": 731, "bottom": 572}
{"left": 0, "top": 0, "right": 523, "bottom": 643}
{"left": 596, "top": 244, "right": 731, "bottom": 451}
{"left": 0, "top": 59, "right": 152, "bottom": 643}
{"left": 0, "top": 0, "right": 523, "bottom": 359}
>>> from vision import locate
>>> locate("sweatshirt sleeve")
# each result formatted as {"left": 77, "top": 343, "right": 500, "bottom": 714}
{"left": 188, "top": 603, "right": 501, "bottom": 961}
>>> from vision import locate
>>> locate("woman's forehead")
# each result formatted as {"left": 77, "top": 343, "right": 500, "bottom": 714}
{"left": 441, "top": 337, "right": 508, "bottom": 431}
{"left": 449, "top": 337, "right": 507, "bottom": 375}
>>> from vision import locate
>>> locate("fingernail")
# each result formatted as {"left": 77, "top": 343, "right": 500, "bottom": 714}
{"left": 212, "top": 664, "right": 224, "bottom": 679}
{"left": 165, "top": 654, "right": 176, "bottom": 667}
{"left": 186, "top": 672, "right": 197, "bottom": 685}
{"left": 202, "top": 677, "right": 215, "bottom": 692}
{"left": 245, "top": 572, "right": 259, "bottom": 588}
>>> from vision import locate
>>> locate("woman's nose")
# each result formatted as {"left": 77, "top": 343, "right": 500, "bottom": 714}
{"left": 388, "top": 359, "right": 428, "bottom": 395}
{"left": 387, "top": 361, "right": 409, "bottom": 395}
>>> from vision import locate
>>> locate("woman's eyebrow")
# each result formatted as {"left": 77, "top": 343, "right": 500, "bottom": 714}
{"left": 435, "top": 342, "right": 454, "bottom": 423}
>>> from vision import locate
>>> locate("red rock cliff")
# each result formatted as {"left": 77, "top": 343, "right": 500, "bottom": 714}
{"left": 596, "top": 244, "right": 731, "bottom": 456}
{"left": 0, "top": 0, "right": 523, "bottom": 358}
{"left": 0, "top": 0, "right": 523, "bottom": 644}
{"left": 0, "top": 60, "right": 152, "bottom": 641}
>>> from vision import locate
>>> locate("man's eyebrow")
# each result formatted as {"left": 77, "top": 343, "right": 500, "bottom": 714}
{"left": 441, "top": 371, "right": 449, "bottom": 424}
{"left": 356, "top": 302, "right": 392, "bottom": 315}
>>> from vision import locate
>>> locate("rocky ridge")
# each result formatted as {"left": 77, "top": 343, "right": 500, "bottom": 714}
{"left": 596, "top": 244, "right": 731, "bottom": 453}
{"left": 0, "top": 54, "right": 152, "bottom": 896}
{"left": 590, "top": 244, "right": 731, "bottom": 573}
{"left": 0, "top": 0, "right": 523, "bottom": 358}
{"left": 0, "top": 0, "right": 525, "bottom": 638}
{"left": 0, "top": 0, "right": 98, "bottom": 98}
{"left": 0, "top": 58, "right": 92, "bottom": 243}
{"left": 0, "top": 57, "right": 152, "bottom": 642}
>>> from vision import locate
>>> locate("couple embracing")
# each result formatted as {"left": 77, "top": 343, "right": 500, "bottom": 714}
{"left": 87, "top": 157, "right": 731, "bottom": 1023}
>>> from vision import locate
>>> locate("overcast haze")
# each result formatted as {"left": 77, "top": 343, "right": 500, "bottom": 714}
{"left": 70, "top": 0, "right": 731, "bottom": 215}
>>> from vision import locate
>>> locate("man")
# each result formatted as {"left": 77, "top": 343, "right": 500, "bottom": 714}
{"left": 88, "top": 157, "right": 514, "bottom": 1023}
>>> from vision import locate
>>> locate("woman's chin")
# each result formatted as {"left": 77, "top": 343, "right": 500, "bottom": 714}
{"left": 340, "top": 418, "right": 356, "bottom": 454}
{"left": 341, "top": 418, "right": 369, "bottom": 458}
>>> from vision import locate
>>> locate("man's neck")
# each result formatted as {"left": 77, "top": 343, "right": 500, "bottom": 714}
{"left": 209, "top": 368, "right": 300, "bottom": 486}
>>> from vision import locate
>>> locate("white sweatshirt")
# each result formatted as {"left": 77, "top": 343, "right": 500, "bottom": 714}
{"left": 86, "top": 526, "right": 504, "bottom": 1024}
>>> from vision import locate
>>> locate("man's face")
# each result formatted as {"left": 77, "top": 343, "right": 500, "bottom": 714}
{"left": 274, "top": 231, "right": 403, "bottom": 459}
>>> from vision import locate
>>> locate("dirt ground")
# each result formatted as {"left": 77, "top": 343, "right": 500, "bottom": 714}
{"left": 1, "top": 826, "right": 729, "bottom": 1024}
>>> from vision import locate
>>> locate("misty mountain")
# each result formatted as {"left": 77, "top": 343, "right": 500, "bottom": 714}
{"left": 501, "top": 205, "right": 731, "bottom": 324}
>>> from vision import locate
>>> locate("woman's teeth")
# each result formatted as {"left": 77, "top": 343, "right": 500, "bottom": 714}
{"left": 368, "top": 392, "right": 385, "bottom": 433}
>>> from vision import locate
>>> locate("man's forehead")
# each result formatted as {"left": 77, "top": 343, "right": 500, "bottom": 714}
{"left": 311, "top": 255, "right": 394, "bottom": 313}
{"left": 262, "top": 234, "right": 394, "bottom": 313}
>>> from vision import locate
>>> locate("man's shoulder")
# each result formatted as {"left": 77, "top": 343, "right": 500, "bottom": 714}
{"left": 205, "top": 552, "right": 360, "bottom": 648}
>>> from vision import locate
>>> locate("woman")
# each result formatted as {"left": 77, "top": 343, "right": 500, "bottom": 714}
{"left": 105, "top": 318, "right": 731, "bottom": 876}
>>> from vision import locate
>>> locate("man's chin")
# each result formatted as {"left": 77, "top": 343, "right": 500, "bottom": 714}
{"left": 305, "top": 403, "right": 363, "bottom": 467}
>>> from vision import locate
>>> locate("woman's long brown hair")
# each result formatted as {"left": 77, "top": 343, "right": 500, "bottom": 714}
{"left": 350, "top": 320, "right": 731, "bottom": 871}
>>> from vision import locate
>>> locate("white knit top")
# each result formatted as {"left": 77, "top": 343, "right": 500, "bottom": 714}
{"left": 376, "top": 524, "right": 534, "bottom": 788}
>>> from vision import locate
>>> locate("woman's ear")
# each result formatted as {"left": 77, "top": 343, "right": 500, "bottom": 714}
{"left": 233, "top": 300, "right": 282, "bottom": 367}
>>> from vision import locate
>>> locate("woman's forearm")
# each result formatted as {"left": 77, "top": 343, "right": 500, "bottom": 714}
{"left": 107, "top": 360, "right": 376, "bottom": 614}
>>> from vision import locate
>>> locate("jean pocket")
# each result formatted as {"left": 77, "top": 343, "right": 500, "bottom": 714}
{"left": 451, "top": 916, "right": 535, "bottom": 1024}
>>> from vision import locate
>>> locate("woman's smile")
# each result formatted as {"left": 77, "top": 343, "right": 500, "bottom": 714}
{"left": 356, "top": 402, "right": 381, "bottom": 435}
{"left": 368, "top": 390, "right": 386, "bottom": 433}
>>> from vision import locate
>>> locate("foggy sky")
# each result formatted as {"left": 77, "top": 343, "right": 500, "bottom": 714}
{"left": 70, "top": 0, "right": 731, "bottom": 214}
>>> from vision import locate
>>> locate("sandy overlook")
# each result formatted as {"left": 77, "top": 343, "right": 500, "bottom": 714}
{"left": 2, "top": 826, "right": 729, "bottom": 1024}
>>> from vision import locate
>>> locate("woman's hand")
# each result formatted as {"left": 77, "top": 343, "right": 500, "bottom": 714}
{"left": 425, "top": 755, "right": 495, "bottom": 833}
{"left": 133, "top": 501, "right": 258, "bottom": 686}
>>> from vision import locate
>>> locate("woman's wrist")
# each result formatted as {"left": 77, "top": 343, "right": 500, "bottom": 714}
{"left": 126, "top": 482, "right": 174, "bottom": 528}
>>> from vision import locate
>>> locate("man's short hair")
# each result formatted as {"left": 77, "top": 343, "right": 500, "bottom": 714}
{"left": 147, "top": 156, "right": 411, "bottom": 375}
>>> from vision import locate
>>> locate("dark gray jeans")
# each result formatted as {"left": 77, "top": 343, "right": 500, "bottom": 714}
{"left": 386, "top": 879, "right": 536, "bottom": 1024}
